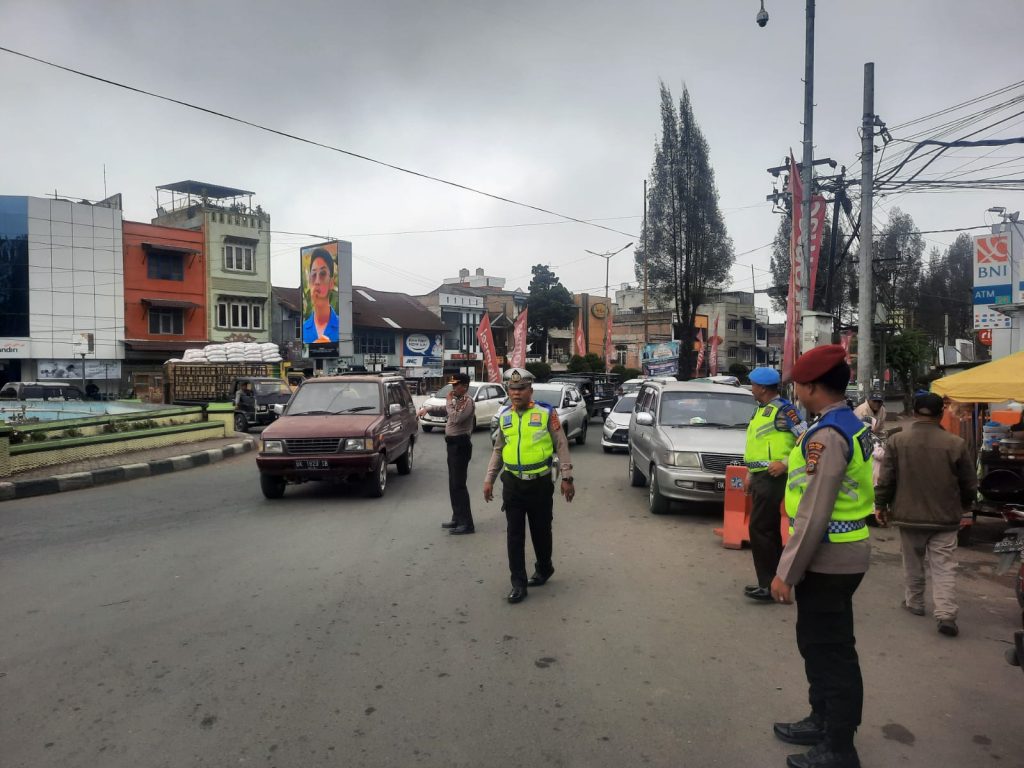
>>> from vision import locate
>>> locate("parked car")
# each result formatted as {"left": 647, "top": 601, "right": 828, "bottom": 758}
{"left": 489, "top": 381, "right": 590, "bottom": 445}
{"left": 232, "top": 377, "right": 293, "bottom": 433}
{"left": 627, "top": 380, "right": 754, "bottom": 513}
{"left": 0, "top": 381, "right": 85, "bottom": 400}
{"left": 619, "top": 378, "right": 645, "bottom": 396}
{"left": 417, "top": 381, "right": 507, "bottom": 432}
{"left": 550, "top": 374, "right": 620, "bottom": 418}
{"left": 255, "top": 374, "right": 416, "bottom": 499}
{"left": 601, "top": 392, "right": 638, "bottom": 453}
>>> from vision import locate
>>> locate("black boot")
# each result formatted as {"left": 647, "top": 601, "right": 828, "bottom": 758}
{"left": 773, "top": 713, "right": 826, "bottom": 745}
{"left": 786, "top": 740, "right": 860, "bottom": 768}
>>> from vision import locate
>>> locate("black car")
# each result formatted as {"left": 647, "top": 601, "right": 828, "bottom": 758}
{"left": 233, "top": 377, "right": 293, "bottom": 432}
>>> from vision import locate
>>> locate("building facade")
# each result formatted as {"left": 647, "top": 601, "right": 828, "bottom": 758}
{"left": 0, "top": 195, "right": 124, "bottom": 394}
{"left": 152, "top": 181, "right": 271, "bottom": 344}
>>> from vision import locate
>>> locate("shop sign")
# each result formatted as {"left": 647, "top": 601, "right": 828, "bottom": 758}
{"left": 0, "top": 339, "right": 30, "bottom": 358}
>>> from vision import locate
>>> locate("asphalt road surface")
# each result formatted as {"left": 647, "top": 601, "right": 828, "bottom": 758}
{"left": 1, "top": 426, "right": 1022, "bottom": 768}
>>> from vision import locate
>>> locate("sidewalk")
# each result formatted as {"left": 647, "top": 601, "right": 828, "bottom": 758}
{"left": 0, "top": 434, "right": 257, "bottom": 503}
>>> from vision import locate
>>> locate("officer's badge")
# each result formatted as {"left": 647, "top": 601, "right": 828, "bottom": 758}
{"left": 762, "top": 405, "right": 774, "bottom": 417}
{"left": 529, "top": 412, "right": 543, "bottom": 426}
{"left": 509, "top": 369, "right": 523, "bottom": 385}
{"left": 502, "top": 414, "right": 513, "bottom": 428}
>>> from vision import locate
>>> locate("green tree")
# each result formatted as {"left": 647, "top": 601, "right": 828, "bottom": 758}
{"left": 524, "top": 361, "right": 552, "bottom": 383}
{"left": 917, "top": 234, "right": 973, "bottom": 345}
{"left": 568, "top": 353, "right": 604, "bottom": 373}
{"left": 768, "top": 208, "right": 850, "bottom": 315}
{"left": 526, "top": 265, "right": 576, "bottom": 363}
{"left": 873, "top": 208, "right": 924, "bottom": 329}
{"left": 885, "top": 328, "right": 931, "bottom": 408}
{"left": 635, "top": 83, "right": 733, "bottom": 379}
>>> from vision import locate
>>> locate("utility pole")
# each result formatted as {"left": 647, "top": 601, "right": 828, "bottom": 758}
{"left": 798, "top": 0, "right": 815, "bottom": 336}
{"left": 643, "top": 179, "right": 649, "bottom": 348}
{"left": 856, "top": 62, "right": 875, "bottom": 400}
{"left": 584, "top": 241, "right": 633, "bottom": 371}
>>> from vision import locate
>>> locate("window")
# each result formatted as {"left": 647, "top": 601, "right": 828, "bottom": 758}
{"left": 727, "top": 318, "right": 739, "bottom": 331}
{"left": 291, "top": 316, "right": 301, "bottom": 340}
{"left": 223, "top": 244, "right": 254, "bottom": 272}
{"left": 742, "top": 318, "right": 753, "bottom": 331}
{"left": 356, "top": 331, "right": 395, "bottom": 355}
{"left": 147, "top": 251, "right": 184, "bottom": 281}
{"left": 149, "top": 307, "right": 184, "bottom": 335}
{"left": 740, "top": 346, "right": 752, "bottom": 363}
{"left": 216, "top": 299, "right": 264, "bottom": 330}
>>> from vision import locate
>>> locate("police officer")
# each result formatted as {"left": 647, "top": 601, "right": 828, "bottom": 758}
{"left": 771, "top": 345, "right": 872, "bottom": 768}
{"left": 743, "top": 367, "right": 806, "bottom": 602}
{"left": 417, "top": 372, "right": 476, "bottom": 534}
{"left": 483, "top": 368, "right": 575, "bottom": 604}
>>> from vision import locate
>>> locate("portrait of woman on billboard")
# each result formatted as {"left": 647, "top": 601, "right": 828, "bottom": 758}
{"left": 302, "top": 245, "right": 340, "bottom": 343}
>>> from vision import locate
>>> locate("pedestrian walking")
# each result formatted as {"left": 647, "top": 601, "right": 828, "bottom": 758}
{"left": 852, "top": 393, "right": 886, "bottom": 435}
{"left": 770, "top": 345, "right": 873, "bottom": 768}
{"left": 418, "top": 373, "right": 476, "bottom": 535}
{"left": 743, "top": 367, "right": 806, "bottom": 602}
{"left": 874, "top": 392, "right": 976, "bottom": 637}
{"left": 483, "top": 368, "right": 575, "bottom": 604}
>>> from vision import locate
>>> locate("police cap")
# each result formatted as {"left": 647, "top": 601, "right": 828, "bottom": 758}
{"left": 790, "top": 345, "right": 848, "bottom": 385}
{"left": 749, "top": 367, "right": 781, "bottom": 386}
{"left": 448, "top": 372, "right": 471, "bottom": 386}
{"left": 503, "top": 367, "right": 535, "bottom": 389}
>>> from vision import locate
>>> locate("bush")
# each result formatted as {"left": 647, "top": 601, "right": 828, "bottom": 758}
{"left": 525, "top": 361, "right": 552, "bottom": 383}
{"left": 728, "top": 363, "right": 750, "bottom": 383}
{"left": 62, "top": 428, "right": 83, "bottom": 439}
{"left": 612, "top": 365, "right": 642, "bottom": 380}
{"left": 29, "top": 431, "right": 48, "bottom": 442}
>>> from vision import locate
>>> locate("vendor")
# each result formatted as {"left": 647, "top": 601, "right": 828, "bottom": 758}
{"left": 853, "top": 392, "right": 887, "bottom": 434}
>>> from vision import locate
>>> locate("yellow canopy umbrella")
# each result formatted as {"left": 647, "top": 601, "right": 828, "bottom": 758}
{"left": 931, "top": 350, "right": 1024, "bottom": 402}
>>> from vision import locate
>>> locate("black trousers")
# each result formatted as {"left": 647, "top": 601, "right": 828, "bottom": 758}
{"left": 501, "top": 472, "right": 554, "bottom": 587}
{"left": 445, "top": 435, "right": 473, "bottom": 527}
{"left": 795, "top": 571, "right": 865, "bottom": 751}
{"left": 749, "top": 471, "right": 786, "bottom": 588}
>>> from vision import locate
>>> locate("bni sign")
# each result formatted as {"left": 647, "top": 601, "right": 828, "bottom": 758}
{"left": 973, "top": 234, "right": 1011, "bottom": 329}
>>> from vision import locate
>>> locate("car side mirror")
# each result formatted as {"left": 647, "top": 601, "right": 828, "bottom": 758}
{"left": 272, "top": 403, "right": 285, "bottom": 416}
{"left": 389, "top": 403, "right": 403, "bottom": 416}
{"left": 635, "top": 412, "right": 654, "bottom": 427}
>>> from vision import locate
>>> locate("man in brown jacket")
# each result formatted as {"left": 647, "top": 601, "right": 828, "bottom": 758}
{"left": 874, "top": 392, "right": 977, "bottom": 637}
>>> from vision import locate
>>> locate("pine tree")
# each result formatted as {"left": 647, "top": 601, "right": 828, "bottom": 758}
{"left": 635, "top": 84, "right": 733, "bottom": 379}
{"left": 526, "top": 264, "right": 576, "bottom": 363}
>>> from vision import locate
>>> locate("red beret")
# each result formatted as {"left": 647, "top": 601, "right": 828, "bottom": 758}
{"left": 790, "top": 344, "right": 848, "bottom": 384}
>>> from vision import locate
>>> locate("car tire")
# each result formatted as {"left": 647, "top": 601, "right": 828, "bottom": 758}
{"left": 421, "top": 425, "right": 433, "bottom": 433}
{"left": 234, "top": 412, "right": 249, "bottom": 433}
{"left": 260, "top": 473, "right": 285, "bottom": 499}
{"left": 649, "top": 466, "right": 670, "bottom": 514}
{"left": 575, "top": 419, "right": 587, "bottom": 446}
{"left": 396, "top": 440, "right": 414, "bottom": 475}
{"left": 364, "top": 455, "right": 388, "bottom": 498}
{"left": 628, "top": 452, "right": 645, "bottom": 487}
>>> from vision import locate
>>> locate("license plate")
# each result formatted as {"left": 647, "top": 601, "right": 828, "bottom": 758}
{"left": 715, "top": 479, "right": 726, "bottom": 491}
{"left": 294, "top": 459, "right": 329, "bottom": 470}
{"left": 994, "top": 537, "right": 1024, "bottom": 554}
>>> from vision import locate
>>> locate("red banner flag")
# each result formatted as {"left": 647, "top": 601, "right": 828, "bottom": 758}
{"left": 806, "top": 194, "right": 827, "bottom": 306}
{"left": 710, "top": 316, "right": 720, "bottom": 376}
{"left": 510, "top": 308, "right": 529, "bottom": 368}
{"left": 782, "top": 152, "right": 801, "bottom": 381}
{"left": 575, "top": 317, "right": 586, "bottom": 358}
{"left": 476, "top": 312, "right": 501, "bottom": 383}
{"left": 695, "top": 329, "right": 705, "bottom": 375}
{"left": 604, "top": 313, "right": 614, "bottom": 370}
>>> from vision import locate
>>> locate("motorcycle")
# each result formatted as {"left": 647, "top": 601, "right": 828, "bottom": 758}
{"left": 993, "top": 505, "right": 1024, "bottom": 672}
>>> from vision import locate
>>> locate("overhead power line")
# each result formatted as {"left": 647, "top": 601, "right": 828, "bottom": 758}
{"left": 0, "top": 44, "right": 638, "bottom": 239}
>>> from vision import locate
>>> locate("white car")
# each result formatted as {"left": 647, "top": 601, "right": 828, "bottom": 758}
{"left": 489, "top": 382, "right": 590, "bottom": 445}
{"left": 601, "top": 392, "right": 637, "bottom": 453}
{"left": 418, "top": 381, "right": 508, "bottom": 432}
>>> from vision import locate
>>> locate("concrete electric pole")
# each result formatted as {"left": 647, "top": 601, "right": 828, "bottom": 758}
{"left": 856, "top": 62, "right": 875, "bottom": 399}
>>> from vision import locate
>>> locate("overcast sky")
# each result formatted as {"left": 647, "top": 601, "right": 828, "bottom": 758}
{"left": 2, "top": 0, "right": 1022, "bottom": 316}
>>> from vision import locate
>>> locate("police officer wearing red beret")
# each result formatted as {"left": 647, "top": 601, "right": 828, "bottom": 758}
{"left": 770, "top": 345, "right": 873, "bottom": 768}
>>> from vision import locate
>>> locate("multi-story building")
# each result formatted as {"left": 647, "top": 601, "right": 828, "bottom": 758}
{"left": 152, "top": 181, "right": 271, "bottom": 344}
{"left": 697, "top": 291, "right": 768, "bottom": 372}
{"left": 269, "top": 286, "right": 305, "bottom": 364}
{"left": 0, "top": 195, "right": 124, "bottom": 394}
{"left": 122, "top": 221, "right": 207, "bottom": 387}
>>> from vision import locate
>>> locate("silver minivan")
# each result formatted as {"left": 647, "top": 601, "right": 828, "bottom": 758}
{"left": 627, "top": 380, "right": 754, "bottom": 513}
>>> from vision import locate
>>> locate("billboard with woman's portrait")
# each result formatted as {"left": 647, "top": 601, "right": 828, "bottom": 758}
{"left": 300, "top": 241, "right": 340, "bottom": 344}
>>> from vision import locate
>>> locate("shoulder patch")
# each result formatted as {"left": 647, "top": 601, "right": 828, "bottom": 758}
{"left": 805, "top": 440, "right": 825, "bottom": 475}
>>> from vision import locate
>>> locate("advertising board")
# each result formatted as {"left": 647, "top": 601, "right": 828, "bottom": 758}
{"left": 973, "top": 234, "right": 1012, "bottom": 329}
{"left": 642, "top": 341, "right": 680, "bottom": 377}
{"left": 301, "top": 241, "right": 341, "bottom": 344}
{"left": 38, "top": 360, "right": 122, "bottom": 379}
{"left": 402, "top": 333, "right": 443, "bottom": 377}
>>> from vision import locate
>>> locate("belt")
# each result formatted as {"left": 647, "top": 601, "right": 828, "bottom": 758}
{"left": 787, "top": 517, "right": 867, "bottom": 536}
{"left": 503, "top": 468, "right": 552, "bottom": 481}
{"left": 505, "top": 458, "right": 553, "bottom": 472}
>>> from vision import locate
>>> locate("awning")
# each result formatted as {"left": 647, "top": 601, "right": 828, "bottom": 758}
{"left": 124, "top": 339, "right": 208, "bottom": 352}
{"left": 141, "top": 242, "right": 200, "bottom": 255}
{"left": 931, "top": 350, "right": 1024, "bottom": 402}
{"left": 141, "top": 298, "right": 200, "bottom": 310}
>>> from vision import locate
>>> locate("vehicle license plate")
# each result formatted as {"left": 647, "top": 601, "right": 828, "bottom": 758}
{"left": 994, "top": 536, "right": 1024, "bottom": 554}
{"left": 715, "top": 479, "right": 726, "bottom": 492}
{"left": 295, "top": 459, "right": 329, "bottom": 470}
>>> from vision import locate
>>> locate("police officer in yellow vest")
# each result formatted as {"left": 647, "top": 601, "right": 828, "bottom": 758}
{"left": 743, "top": 367, "right": 806, "bottom": 602}
{"left": 770, "top": 345, "right": 872, "bottom": 768}
{"left": 484, "top": 368, "right": 575, "bottom": 604}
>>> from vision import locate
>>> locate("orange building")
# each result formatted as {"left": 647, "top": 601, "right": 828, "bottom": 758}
{"left": 122, "top": 221, "right": 207, "bottom": 386}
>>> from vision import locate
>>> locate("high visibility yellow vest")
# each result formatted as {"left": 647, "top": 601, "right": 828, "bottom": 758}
{"left": 500, "top": 403, "right": 554, "bottom": 477}
{"left": 784, "top": 407, "right": 873, "bottom": 543}
{"left": 744, "top": 397, "right": 800, "bottom": 472}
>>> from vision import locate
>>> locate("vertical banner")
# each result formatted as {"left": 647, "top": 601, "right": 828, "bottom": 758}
{"left": 839, "top": 331, "right": 854, "bottom": 364}
{"left": 574, "top": 317, "right": 586, "bottom": 358}
{"left": 510, "top": 308, "right": 529, "bottom": 367}
{"left": 710, "top": 315, "right": 720, "bottom": 376}
{"left": 805, "top": 194, "right": 828, "bottom": 306}
{"left": 782, "top": 152, "right": 801, "bottom": 381}
{"left": 694, "top": 329, "right": 705, "bottom": 375}
{"left": 973, "top": 233, "right": 1012, "bottom": 329}
{"left": 301, "top": 241, "right": 340, "bottom": 344}
{"left": 476, "top": 313, "right": 501, "bottom": 383}
{"left": 604, "top": 313, "right": 614, "bottom": 370}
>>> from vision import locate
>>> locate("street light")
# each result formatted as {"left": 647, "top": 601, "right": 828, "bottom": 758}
{"left": 585, "top": 241, "right": 634, "bottom": 369}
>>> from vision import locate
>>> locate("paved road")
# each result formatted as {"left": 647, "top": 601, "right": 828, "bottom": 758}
{"left": 1, "top": 426, "right": 1021, "bottom": 767}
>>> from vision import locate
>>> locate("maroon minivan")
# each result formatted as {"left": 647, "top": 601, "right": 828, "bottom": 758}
{"left": 256, "top": 374, "right": 416, "bottom": 499}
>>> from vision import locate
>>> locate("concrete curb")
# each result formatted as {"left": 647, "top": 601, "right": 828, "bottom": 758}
{"left": 0, "top": 439, "right": 256, "bottom": 503}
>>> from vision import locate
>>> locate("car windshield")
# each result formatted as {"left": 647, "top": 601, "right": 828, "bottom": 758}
{"left": 659, "top": 391, "right": 752, "bottom": 427}
{"left": 621, "top": 381, "right": 642, "bottom": 394}
{"left": 612, "top": 394, "right": 637, "bottom": 413}
{"left": 287, "top": 381, "right": 381, "bottom": 415}
{"left": 530, "top": 385, "right": 564, "bottom": 408}
{"left": 255, "top": 380, "right": 291, "bottom": 396}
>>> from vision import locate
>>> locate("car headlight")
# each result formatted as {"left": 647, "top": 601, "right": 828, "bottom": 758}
{"left": 261, "top": 439, "right": 283, "bottom": 454}
{"left": 343, "top": 437, "right": 373, "bottom": 452}
{"left": 666, "top": 451, "right": 700, "bottom": 468}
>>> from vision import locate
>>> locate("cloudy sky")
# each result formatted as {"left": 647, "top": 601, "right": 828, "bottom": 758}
{"left": 2, "top": 0, "right": 1022, "bottom": 315}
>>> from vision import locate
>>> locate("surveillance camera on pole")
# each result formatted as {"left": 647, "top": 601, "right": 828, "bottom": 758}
{"left": 756, "top": 0, "right": 769, "bottom": 27}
